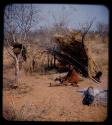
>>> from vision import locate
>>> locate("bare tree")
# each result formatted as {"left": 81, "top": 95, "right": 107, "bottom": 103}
{"left": 4, "top": 4, "right": 40, "bottom": 86}
{"left": 4, "top": 4, "right": 40, "bottom": 44}
{"left": 5, "top": 41, "right": 25, "bottom": 86}
{"left": 45, "top": 6, "right": 71, "bottom": 68}
{"left": 79, "top": 18, "right": 95, "bottom": 46}
{"left": 96, "top": 22, "right": 109, "bottom": 42}
{"left": 50, "top": 5, "right": 70, "bottom": 34}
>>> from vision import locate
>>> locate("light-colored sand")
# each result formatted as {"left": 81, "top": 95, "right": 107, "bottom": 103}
{"left": 3, "top": 69, "right": 108, "bottom": 121}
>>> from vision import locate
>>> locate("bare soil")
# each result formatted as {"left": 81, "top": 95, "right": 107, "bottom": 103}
{"left": 3, "top": 42, "right": 108, "bottom": 121}
{"left": 3, "top": 66, "right": 108, "bottom": 121}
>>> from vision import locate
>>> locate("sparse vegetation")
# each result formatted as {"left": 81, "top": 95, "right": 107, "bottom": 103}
{"left": 3, "top": 4, "right": 108, "bottom": 121}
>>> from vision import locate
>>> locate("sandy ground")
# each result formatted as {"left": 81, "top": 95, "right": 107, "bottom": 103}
{"left": 3, "top": 65, "right": 108, "bottom": 122}
{"left": 3, "top": 42, "right": 108, "bottom": 121}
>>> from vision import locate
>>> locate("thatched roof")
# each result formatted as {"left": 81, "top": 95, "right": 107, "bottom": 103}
{"left": 52, "top": 31, "right": 101, "bottom": 78}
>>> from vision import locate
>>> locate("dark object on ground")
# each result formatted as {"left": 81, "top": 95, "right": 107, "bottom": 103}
{"left": 92, "top": 71, "right": 102, "bottom": 83}
{"left": 82, "top": 86, "right": 94, "bottom": 106}
{"left": 12, "top": 43, "right": 27, "bottom": 61}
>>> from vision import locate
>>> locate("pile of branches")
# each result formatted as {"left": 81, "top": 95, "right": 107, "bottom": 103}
{"left": 53, "top": 31, "right": 88, "bottom": 77}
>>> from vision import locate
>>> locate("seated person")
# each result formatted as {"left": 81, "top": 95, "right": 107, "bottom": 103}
{"left": 57, "top": 64, "right": 79, "bottom": 87}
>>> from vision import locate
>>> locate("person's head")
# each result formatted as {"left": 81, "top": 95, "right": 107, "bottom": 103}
{"left": 70, "top": 65, "right": 74, "bottom": 70}
{"left": 66, "top": 64, "right": 74, "bottom": 70}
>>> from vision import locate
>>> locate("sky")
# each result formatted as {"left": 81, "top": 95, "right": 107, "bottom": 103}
{"left": 6, "top": 4, "right": 109, "bottom": 31}
{"left": 33, "top": 4, "right": 109, "bottom": 31}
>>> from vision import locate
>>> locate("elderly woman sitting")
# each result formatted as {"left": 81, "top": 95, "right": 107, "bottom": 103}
{"left": 55, "top": 64, "right": 79, "bottom": 87}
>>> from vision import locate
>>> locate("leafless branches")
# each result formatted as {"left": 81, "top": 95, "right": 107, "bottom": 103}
{"left": 96, "top": 22, "right": 108, "bottom": 42}
{"left": 4, "top": 4, "right": 40, "bottom": 86}
{"left": 4, "top": 4, "right": 40, "bottom": 44}
{"left": 79, "top": 18, "right": 95, "bottom": 45}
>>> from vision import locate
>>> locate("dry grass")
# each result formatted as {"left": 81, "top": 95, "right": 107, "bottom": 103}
{"left": 3, "top": 33, "right": 108, "bottom": 121}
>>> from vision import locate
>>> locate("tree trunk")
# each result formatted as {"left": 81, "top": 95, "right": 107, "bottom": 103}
{"left": 53, "top": 54, "right": 56, "bottom": 68}
{"left": 32, "top": 58, "right": 35, "bottom": 71}
{"left": 15, "top": 56, "right": 20, "bottom": 86}
{"left": 47, "top": 53, "right": 50, "bottom": 68}
{"left": 50, "top": 56, "right": 53, "bottom": 68}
